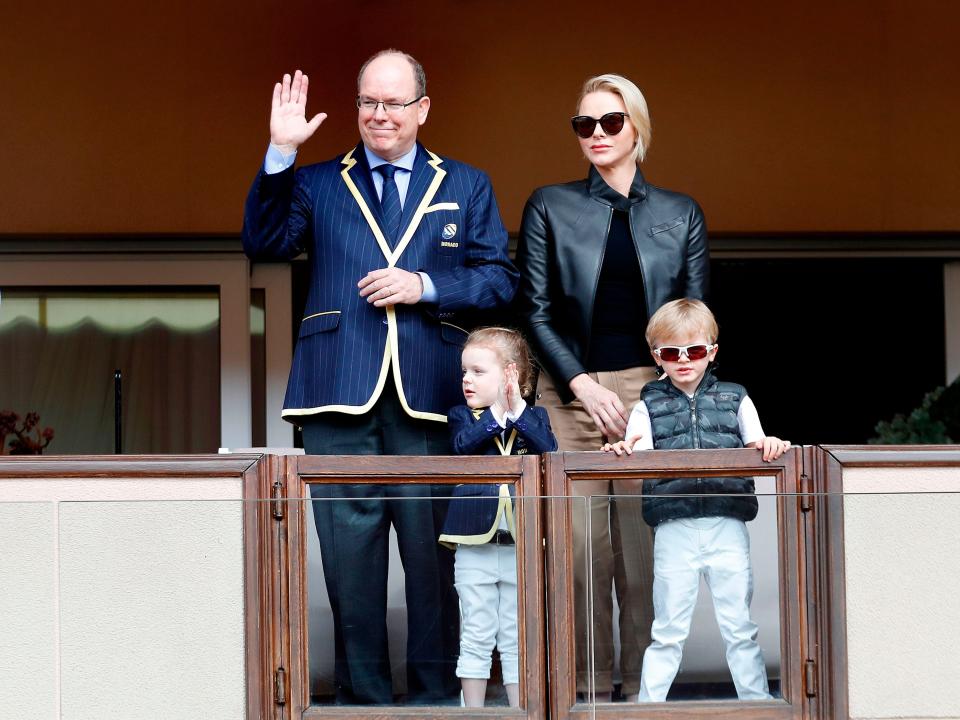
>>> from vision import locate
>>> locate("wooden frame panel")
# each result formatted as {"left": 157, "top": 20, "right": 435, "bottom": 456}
{"left": 813, "top": 445, "right": 960, "bottom": 720}
{"left": 0, "top": 454, "right": 270, "bottom": 720}
{"left": 543, "top": 448, "right": 814, "bottom": 720}
{"left": 16, "top": 447, "right": 951, "bottom": 717}
{"left": 276, "top": 454, "right": 547, "bottom": 720}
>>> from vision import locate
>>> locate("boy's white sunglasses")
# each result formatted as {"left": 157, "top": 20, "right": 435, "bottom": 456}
{"left": 653, "top": 344, "right": 717, "bottom": 362}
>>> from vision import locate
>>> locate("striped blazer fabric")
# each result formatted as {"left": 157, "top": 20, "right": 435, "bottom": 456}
{"left": 439, "top": 404, "right": 557, "bottom": 545}
{"left": 243, "top": 142, "right": 519, "bottom": 422}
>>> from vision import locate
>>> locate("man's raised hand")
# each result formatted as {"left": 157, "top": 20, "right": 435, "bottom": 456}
{"left": 270, "top": 70, "right": 327, "bottom": 155}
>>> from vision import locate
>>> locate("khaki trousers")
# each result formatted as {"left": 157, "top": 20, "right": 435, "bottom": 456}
{"left": 537, "top": 367, "right": 656, "bottom": 695}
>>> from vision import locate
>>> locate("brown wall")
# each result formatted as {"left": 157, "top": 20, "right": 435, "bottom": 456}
{"left": 2, "top": 0, "right": 959, "bottom": 234}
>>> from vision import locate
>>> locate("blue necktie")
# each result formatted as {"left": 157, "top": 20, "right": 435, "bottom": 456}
{"left": 377, "top": 164, "right": 402, "bottom": 246}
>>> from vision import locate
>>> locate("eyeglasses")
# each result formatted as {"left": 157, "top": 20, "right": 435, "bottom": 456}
{"left": 653, "top": 344, "right": 717, "bottom": 362}
{"left": 357, "top": 96, "right": 424, "bottom": 114}
{"left": 570, "top": 112, "right": 629, "bottom": 138}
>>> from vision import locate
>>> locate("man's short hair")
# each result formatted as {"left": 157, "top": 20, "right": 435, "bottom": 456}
{"left": 645, "top": 299, "right": 719, "bottom": 349}
{"left": 578, "top": 73, "right": 652, "bottom": 164}
{"left": 357, "top": 49, "right": 426, "bottom": 99}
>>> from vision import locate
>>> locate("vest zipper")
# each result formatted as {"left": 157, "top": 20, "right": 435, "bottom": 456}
{"left": 628, "top": 205, "right": 651, "bottom": 319}
{"left": 690, "top": 396, "right": 700, "bottom": 449}
{"left": 690, "top": 393, "right": 702, "bottom": 512}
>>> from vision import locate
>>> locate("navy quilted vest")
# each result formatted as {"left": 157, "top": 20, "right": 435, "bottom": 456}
{"left": 640, "top": 371, "right": 759, "bottom": 527}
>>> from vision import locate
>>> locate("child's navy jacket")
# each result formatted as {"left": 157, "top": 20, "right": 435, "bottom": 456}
{"left": 439, "top": 404, "right": 557, "bottom": 547}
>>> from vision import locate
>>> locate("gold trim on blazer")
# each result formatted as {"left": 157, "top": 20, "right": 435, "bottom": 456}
{"left": 438, "top": 483, "right": 517, "bottom": 548}
{"left": 440, "top": 320, "right": 468, "bottom": 335}
{"left": 384, "top": 150, "right": 450, "bottom": 421}
{"left": 494, "top": 428, "right": 517, "bottom": 456}
{"left": 282, "top": 148, "right": 450, "bottom": 423}
{"left": 340, "top": 149, "right": 393, "bottom": 261}
{"left": 301, "top": 310, "right": 341, "bottom": 322}
{"left": 339, "top": 147, "right": 447, "bottom": 267}
{"left": 423, "top": 202, "right": 460, "bottom": 213}
{"left": 281, "top": 340, "right": 392, "bottom": 418}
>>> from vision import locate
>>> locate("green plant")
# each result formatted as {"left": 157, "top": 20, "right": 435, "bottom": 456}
{"left": 869, "top": 378, "right": 960, "bottom": 444}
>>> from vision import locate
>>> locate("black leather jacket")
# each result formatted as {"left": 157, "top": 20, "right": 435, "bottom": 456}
{"left": 516, "top": 166, "right": 709, "bottom": 403}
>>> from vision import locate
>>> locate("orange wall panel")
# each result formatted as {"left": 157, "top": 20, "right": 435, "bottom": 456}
{"left": 1, "top": 0, "right": 959, "bottom": 234}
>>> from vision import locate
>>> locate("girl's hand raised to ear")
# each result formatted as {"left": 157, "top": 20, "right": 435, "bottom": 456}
{"left": 501, "top": 363, "right": 525, "bottom": 417}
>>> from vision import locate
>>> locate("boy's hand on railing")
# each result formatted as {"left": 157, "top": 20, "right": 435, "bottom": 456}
{"left": 753, "top": 436, "right": 791, "bottom": 462}
{"left": 600, "top": 434, "right": 642, "bottom": 456}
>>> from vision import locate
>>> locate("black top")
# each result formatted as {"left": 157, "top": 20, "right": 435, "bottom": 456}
{"left": 586, "top": 172, "right": 649, "bottom": 370}
{"left": 516, "top": 163, "right": 709, "bottom": 403}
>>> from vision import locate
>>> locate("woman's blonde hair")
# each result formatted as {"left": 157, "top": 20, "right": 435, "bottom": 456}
{"left": 577, "top": 73, "right": 652, "bottom": 164}
{"left": 464, "top": 327, "right": 535, "bottom": 397}
{"left": 645, "top": 299, "right": 719, "bottom": 349}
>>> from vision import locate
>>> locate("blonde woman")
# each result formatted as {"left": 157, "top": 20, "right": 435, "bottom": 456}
{"left": 515, "top": 74, "right": 709, "bottom": 701}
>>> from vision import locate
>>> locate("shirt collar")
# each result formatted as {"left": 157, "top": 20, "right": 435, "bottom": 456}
{"left": 365, "top": 144, "right": 418, "bottom": 174}
{"left": 587, "top": 164, "right": 647, "bottom": 211}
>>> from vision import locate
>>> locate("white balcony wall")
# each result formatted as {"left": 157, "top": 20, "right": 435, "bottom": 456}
{"left": 843, "top": 466, "right": 960, "bottom": 720}
{"left": 0, "top": 477, "right": 246, "bottom": 720}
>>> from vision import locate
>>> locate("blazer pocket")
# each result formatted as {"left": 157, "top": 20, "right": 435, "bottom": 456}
{"left": 649, "top": 216, "right": 685, "bottom": 236}
{"left": 298, "top": 310, "right": 341, "bottom": 338}
{"left": 440, "top": 320, "right": 469, "bottom": 344}
{"left": 424, "top": 202, "right": 460, "bottom": 214}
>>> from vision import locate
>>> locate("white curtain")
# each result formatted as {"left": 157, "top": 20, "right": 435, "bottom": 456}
{"left": 1, "top": 319, "right": 219, "bottom": 454}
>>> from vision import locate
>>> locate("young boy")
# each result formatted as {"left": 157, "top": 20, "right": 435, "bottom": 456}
{"left": 603, "top": 298, "right": 789, "bottom": 703}
{"left": 439, "top": 327, "right": 557, "bottom": 707}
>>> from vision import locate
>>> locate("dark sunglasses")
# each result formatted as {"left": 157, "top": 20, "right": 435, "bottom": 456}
{"left": 570, "top": 112, "right": 629, "bottom": 138}
{"left": 653, "top": 344, "right": 717, "bottom": 362}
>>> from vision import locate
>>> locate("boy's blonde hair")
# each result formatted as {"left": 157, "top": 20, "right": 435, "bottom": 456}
{"left": 464, "top": 327, "right": 535, "bottom": 396}
{"left": 645, "top": 299, "right": 719, "bottom": 348}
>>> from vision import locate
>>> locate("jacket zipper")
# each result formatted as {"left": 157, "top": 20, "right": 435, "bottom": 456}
{"left": 582, "top": 205, "right": 614, "bottom": 364}
{"left": 629, "top": 205, "right": 651, "bottom": 319}
{"left": 690, "top": 387, "right": 703, "bottom": 513}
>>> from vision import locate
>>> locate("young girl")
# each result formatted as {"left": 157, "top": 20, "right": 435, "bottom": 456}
{"left": 439, "top": 327, "right": 557, "bottom": 707}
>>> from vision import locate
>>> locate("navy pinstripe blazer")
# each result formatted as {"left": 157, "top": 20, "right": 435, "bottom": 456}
{"left": 243, "top": 143, "right": 519, "bottom": 423}
{"left": 439, "top": 404, "right": 557, "bottom": 546}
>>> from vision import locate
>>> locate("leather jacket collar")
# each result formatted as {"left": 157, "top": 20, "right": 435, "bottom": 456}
{"left": 587, "top": 165, "right": 648, "bottom": 211}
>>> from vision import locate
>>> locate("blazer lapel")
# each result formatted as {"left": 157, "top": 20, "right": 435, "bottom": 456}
{"left": 352, "top": 147, "right": 385, "bottom": 223}
{"left": 399, "top": 146, "right": 432, "bottom": 234}
{"left": 340, "top": 144, "right": 392, "bottom": 260}
{"left": 391, "top": 144, "right": 446, "bottom": 261}
{"left": 340, "top": 142, "right": 446, "bottom": 266}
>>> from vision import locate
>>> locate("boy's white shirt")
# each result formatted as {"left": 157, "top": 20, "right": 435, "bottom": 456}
{"left": 626, "top": 395, "right": 765, "bottom": 451}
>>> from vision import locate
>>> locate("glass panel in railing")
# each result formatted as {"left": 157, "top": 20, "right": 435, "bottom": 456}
{"left": 543, "top": 493, "right": 592, "bottom": 707}
{"left": 592, "top": 477, "right": 782, "bottom": 706}
{"left": 565, "top": 480, "right": 620, "bottom": 706}
{"left": 55, "top": 499, "right": 247, "bottom": 720}
{"left": 306, "top": 485, "right": 528, "bottom": 708}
